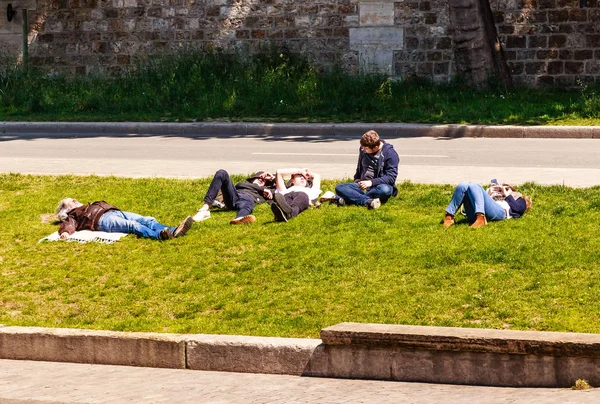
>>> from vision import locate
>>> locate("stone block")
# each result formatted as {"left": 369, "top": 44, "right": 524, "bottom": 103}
{"left": 186, "top": 334, "right": 322, "bottom": 375}
{"left": 0, "top": 326, "right": 186, "bottom": 369}
{"left": 349, "top": 27, "right": 403, "bottom": 48}
{"left": 359, "top": 2, "right": 394, "bottom": 26}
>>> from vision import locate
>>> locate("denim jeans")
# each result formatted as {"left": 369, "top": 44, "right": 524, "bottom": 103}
{"left": 335, "top": 182, "right": 394, "bottom": 206}
{"left": 445, "top": 182, "right": 506, "bottom": 223}
{"left": 204, "top": 169, "right": 255, "bottom": 218}
{"left": 98, "top": 210, "right": 174, "bottom": 239}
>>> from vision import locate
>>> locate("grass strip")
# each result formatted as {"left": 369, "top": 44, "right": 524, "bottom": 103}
{"left": 1, "top": 173, "right": 599, "bottom": 338}
{"left": 2, "top": 50, "right": 600, "bottom": 125}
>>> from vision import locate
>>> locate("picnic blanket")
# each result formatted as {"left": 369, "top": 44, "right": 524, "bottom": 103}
{"left": 39, "top": 230, "right": 128, "bottom": 244}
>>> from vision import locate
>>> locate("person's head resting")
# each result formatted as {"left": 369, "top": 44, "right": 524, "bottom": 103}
{"left": 289, "top": 173, "right": 310, "bottom": 188}
{"left": 248, "top": 171, "right": 274, "bottom": 187}
{"left": 360, "top": 130, "right": 381, "bottom": 155}
{"left": 55, "top": 198, "right": 83, "bottom": 220}
{"left": 524, "top": 195, "right": 533, "bottom": 212}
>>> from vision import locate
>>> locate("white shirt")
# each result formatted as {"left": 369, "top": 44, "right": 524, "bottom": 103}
{"left": 277, "top": 186, "right": 322, "bottom": 203}
{"left": 495, "top": 200, "right": 511, "bottom": 219}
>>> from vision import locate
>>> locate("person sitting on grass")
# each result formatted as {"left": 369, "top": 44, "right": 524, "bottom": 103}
{"left": 443, "top": 181, "right": 532, "bottom": 229}
{"left": 56, "top": 198, "right": 192, "bottom": 241}
{"left": 270, "top": 168, "right": 321, "bottom": 222}
{"left": 334, "top": 130, "right": 399, "bottom": 210}
{"left": 193, "top": 169, "right": 276, "bottom": 225}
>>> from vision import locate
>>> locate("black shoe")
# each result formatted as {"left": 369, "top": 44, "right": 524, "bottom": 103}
{"left": 335, "top": 196, "right": 346, "bottom": 207}
{"left": 271, "top": 202, "right": 288, "bottom": 222}
{"left": 159, "top": 228, "right": 173, "bottom": 240}
{"left": 273, "top": 193, "right": 293, "bottom": 216}
{"left": 173, "top": 216, "right": 193, "bottom": 238}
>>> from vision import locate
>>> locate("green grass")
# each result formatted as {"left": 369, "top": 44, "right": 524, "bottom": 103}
{"left": 1, "top": 174, "right": 600, "bottom": 338}
{"left": 2, "top": 49, "right": 600, "bottom": 125}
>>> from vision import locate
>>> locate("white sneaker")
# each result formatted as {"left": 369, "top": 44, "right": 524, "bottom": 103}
{"left": 319, "top": 191, "right": 336, "bottom": 202}
{"left": 368, "top": 198, "right": 381, "bottom": 209}
{"left": 192, "top": 209, "right": 211, "bottom": 222}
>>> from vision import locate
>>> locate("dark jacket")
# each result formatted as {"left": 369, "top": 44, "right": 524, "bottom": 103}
{"left": 59, "top": 201, "right": 119, "bottom": 235}
{"left": 235, "top": 181, "right": 273, "bottom": 204}
{"left": 505, "top": 195, "right": 527, "bottom": 218}
{"left": 354, "top": 141, "right": 400, "bottom": 196}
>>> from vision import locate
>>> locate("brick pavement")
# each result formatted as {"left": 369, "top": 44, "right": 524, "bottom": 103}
{"left": 0, "top": 360, "right": 599, "bottom": 403}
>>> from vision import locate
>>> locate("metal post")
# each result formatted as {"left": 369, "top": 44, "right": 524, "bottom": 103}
{"left": 22, "top": 8, "right": 28, "bottom": 65}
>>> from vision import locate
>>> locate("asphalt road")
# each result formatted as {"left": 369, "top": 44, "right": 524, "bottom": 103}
{"left": 1, "top": 133, "right": 599, "bottom": 186}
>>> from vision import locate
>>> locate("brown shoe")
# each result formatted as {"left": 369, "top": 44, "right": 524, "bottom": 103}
{"left": 173, "top": 216, "right": 193, "bottom": 238}
{"left": 470, "top": 213, "right": 487, "bottom": 229}
{"left": 443, "top": 214, "right": 455, "bottom": 228}
{"left": 230, "top": 215, "right": 256, "bottom": 225}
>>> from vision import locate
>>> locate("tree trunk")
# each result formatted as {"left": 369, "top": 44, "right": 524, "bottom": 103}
{"left": 447, "top": 0, "right": 512, "bottom": 88}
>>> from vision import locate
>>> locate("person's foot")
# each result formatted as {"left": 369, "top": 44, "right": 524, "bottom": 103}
{"left": 319, "top": 191, "right": 336, "bottom": 202}
{"left": 211, "top": 200, "right": 226, "bottom": 209}
{"left": 443, "top": 214, "right": 455, "bottom": 228}
{"left": 367, "top": 198, "right": 381, "bottom": 209}
{"left": 159, "top": 227, "right": 173, "bottom": 241}
{"left": 470, "top": 213, "right": 487, "bottom": 229}
{"left": 230, "top": 215, "right": 256, "bottom": 225}
{"left": 334, "top": 196, "right": 345, "bottom": 207}
{"left": 271, "top": 202, "right": 288, "bottom": 222}
{"left": 174, "top": 216, "right": 193, "bottom": 237}
{"left": 192, "top": 209, "right": 211, "bottom": 222}
{"left": 273, "top": 193, "right": 293, "bottom": 216}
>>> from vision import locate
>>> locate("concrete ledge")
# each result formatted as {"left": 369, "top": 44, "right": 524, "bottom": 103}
{"left": 316, "top": 323, "right": 600, "bottom": 387}
{"left": 1, "top": 121, "right": 598, "bottom": 139}
{"left": 186, "top": 334, "right": 321, "bottom": 375}
{"left": 0, "top": 326, "right": 186, "bottom": 369}
{"left": 4, "top": 323, "right": 600, "bottom": 387}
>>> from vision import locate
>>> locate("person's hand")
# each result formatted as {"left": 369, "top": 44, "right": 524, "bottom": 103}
{"left": 358, "top": 180, "right": 372, "bottom": 190}
{"left": 59, "top": 232, "right": 69, "bottom": 240}
{"left": 263, "top": 172, "right": 275, "bottom": 181}
{"left": 263, "top": 189, "right": 273, "bottom": 199}
{"left": 301, "top": 168, "right": 311, "bottom": 178}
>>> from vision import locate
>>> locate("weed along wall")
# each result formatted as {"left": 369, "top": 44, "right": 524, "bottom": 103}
{"left": 1, "top": 0, "right": 598, "bottom": 86}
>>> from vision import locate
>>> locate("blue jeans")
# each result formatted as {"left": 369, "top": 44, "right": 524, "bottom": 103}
{"left": 445, "top": 182, "right": 506, "bottom": 223}
{"left": 204, "top": 169, "right": 255, "bottom": 218}
{"left": 98, "top": 211, "right": 174, "bottom": 240}
{"left": 335, "top": 182, "right": 394, "bottom": 206}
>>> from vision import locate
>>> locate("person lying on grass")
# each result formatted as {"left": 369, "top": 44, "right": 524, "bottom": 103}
{"left": 193, "top": 169, "right": 276, "bottom": 225}
{"left": 56, "top": 198, "right": 193, "bottom": 240}
{"left": 443, "top": 182, "right": 532, "bottom": 229}
{"left": 270, "top": 168, "right": 321, "bottom": 222}
{"left": 334, "top": 130, "right": 399, "bottom": 210}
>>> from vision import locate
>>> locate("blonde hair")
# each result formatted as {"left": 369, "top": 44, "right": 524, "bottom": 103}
{"left": 524, "top": 196, "right": 533, "bottom": 211}
{"left": 55, "top": 198, "right": 74, "bottom": 220}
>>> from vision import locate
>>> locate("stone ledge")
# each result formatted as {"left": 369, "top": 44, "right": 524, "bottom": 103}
{"left": 321, "top": 322, "right": 600, "bottom": 358}
{"left": 0, "top": 326, "right": 186, "bottom": 369}
{"left": 0, "top": 121, "right": 597, "bottom": 139}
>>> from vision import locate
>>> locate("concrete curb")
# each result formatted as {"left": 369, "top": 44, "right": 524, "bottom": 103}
{"left": 1, "top": 121, "right": 599, "bottom": 138}
{"left": 4, "top": 323, "right": 600, "bottom": 387}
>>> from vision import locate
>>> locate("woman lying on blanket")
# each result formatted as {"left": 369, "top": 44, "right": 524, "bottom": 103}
{"left": 55, "top": 198, "right": 193, "bottom": 241}
{"left": 269, "top": 168, "right": 321, "bottom": 222}
{"left": 443, "top": 181, "right": 532, "bottom": 229}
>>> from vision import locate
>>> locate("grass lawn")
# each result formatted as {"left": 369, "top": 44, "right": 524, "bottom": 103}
{"left": 1, "top": 174, "right": 600, "bottom": 338}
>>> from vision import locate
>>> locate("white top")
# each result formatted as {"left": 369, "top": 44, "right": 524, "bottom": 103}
{"left": 277, "top": 186, "right": 322, "bottom": 203}
{"left": 495, "top": 200, "right": 512, "bottom": 219}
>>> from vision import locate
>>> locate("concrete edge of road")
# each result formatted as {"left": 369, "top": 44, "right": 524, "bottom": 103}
{"left": 3, "top": 322, "right": 600, "bottom": 387}
{"left": 1, "top": 121, "right": 600, "bottom": 138}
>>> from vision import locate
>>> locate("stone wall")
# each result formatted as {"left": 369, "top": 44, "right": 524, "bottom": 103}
{"left": 0, "top": 0, "right": 598, "bottom": 86}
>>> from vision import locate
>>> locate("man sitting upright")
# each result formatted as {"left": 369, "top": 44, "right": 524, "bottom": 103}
{"left": 334, "top": 130, "right": 399, "bottom": 209}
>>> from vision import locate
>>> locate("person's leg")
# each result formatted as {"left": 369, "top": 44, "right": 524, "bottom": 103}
{"left": 285, "top": 192, "right": 309, "bottom": 218}
{"left": 366, "top": 184, "right": 394, "bottom": 204}
{"left": 230, "top": 193, "right": 256, "bottom": 224}
{"left": 98, "top": 211, "right": 165, "bottom": 239}
{"left": 335, "top": 182, "right": 369, "bottom": 206}
{"left": 445, "top": 182, "right": 469, "bottom": 216}
{"left": 466, "top": 183, "right": 505, "bottom": 221}
{"left": 204, "top": 169, "right": 240, "bottom": 209}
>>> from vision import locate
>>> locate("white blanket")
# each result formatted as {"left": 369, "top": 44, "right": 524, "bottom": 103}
{"left": 39, "top": 230, "right": 128, "bottom": 244}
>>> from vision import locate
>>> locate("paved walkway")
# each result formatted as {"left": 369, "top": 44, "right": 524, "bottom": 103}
{"left": 0, "top": 360, "right": 598, "bottom": 404}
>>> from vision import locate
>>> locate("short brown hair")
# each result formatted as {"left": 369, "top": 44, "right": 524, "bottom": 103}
{"left": 360, "top": 130, "right": 380, "bottom": 149}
